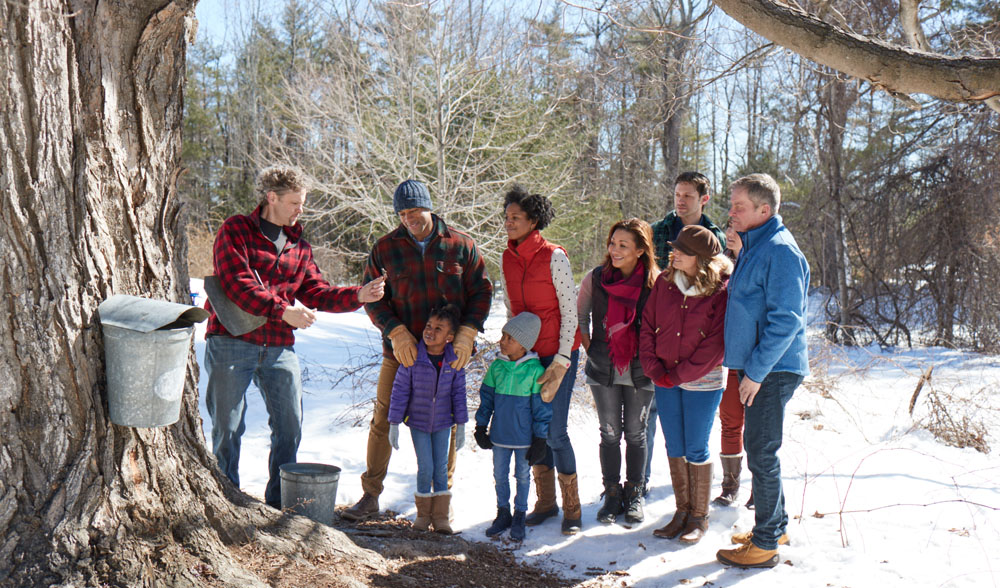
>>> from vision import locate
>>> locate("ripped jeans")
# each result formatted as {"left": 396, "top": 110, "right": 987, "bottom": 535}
{"left": 590, "top": 383, "right": 655, "bottom": 489}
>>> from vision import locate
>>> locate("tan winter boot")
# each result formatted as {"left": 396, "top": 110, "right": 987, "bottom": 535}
{"left": 712, "top": 454, "right": 742, "bottom": 506}
{"left": 679, "top": 461, "right": 713, "bottom": 544}
{"left": 717, "top": 542, "right": 779, "bottom": 568}
{"left": 413, "top": 493, "right": 433, "bottom": 531}
{"left": 653, "top": 457, "right": 689, "bottom": 539}
{"left": 731, "top": 530, "right": 790, "bottom": 546}
{"left": 557, "top": 472, "right": 582, "bottom": 535}
{"left": 430, "top": 491, "right": 454, "bottom": 534}
{"left": 525, "top": 465, "right": 559, "bottom": 526}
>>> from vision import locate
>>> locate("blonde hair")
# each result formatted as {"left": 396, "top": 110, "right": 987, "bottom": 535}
{"left": 664, "top": 251, "right": 730, "bottom": 296}
{"left": 601, "top": 218, "right": 660, "bottom": 289}
{"left": 256, "top": 165, "right": 309, "bottom": 201}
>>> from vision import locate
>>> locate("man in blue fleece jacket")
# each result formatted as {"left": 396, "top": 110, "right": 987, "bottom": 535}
{"left": 716, "top": 173, "right": 809, "bottom": 569}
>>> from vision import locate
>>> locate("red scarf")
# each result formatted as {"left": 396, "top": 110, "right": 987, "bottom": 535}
{"left": 602, "top": 261, "right": 645, "bottom": 375}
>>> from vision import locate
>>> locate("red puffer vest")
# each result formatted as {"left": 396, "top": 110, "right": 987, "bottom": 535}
{"left": 503, "top": 230, "right": 581, "bottom": 358}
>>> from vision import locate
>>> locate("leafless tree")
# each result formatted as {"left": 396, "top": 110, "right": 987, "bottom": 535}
{"left": 256, "top": 1, "right": 583, "bottom": 267}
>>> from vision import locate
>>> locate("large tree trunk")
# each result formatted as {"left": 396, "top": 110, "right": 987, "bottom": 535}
{"left": 0, "top": 2, "right": 384, "bottom": 586}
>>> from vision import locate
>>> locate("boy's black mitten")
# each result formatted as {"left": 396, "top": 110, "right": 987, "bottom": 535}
{"left": 474, "top": 425, "right": 493, "bottom": 449}
{"left": 526, "top": 437, "right": 548, "bottom": 465}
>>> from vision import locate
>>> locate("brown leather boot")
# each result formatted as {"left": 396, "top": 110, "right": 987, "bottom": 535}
{"left": 342, "top": 492, "right": 379, "bottom": 521}
{"left": 430, "top": 491, "right": 453, "bottom": 534}
{"left": 712, "top": 454, "right": 742, "bottom": 506}
{"left": 557, "top": 472, "right": 582, "bottom": 535}
{"left": 680, "top": 461, "right": 713, "bottom": 544}
{"left": 413, "top": 493, "right": 433, "bottom": 531}
{"left": 653, "top": 457, "right": 689, "bottom": 539}
{"left": 525, "top": 465, "right": 559, "bottom": 526}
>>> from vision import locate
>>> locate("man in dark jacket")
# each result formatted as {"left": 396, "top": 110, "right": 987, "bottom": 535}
{"left": 342, "top": 179, "right": 493, "bottom": 521}
{"left": 650, "top": 171, "right": 726, "bottom": 269}
{"left": 205, "top": 165, "right": 385, "bottom": 508}
{"left": 645, "top": 171, "right": 727, "bottom": 493}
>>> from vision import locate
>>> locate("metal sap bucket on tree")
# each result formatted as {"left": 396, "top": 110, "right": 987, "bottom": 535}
{"left": 98, "top": 294, "right": 209, "bottom": 427}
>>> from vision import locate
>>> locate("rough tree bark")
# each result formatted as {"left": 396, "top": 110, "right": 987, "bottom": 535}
{"left": 0, "top": 1, "right": 387, "bottom": 586}
{"left": 712, "top": 0, "right": 1000, "bottom": 105}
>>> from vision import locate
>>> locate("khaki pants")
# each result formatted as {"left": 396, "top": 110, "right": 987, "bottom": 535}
{"left": 360, "top": 356, "right": 459, "bottom": 497}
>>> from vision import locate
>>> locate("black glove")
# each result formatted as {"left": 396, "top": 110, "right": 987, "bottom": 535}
{"left": 526, "top": 437, "right": 548, "bottom": 465}
{"left": 474, "top": 425, "right": 493, "bottom": 450}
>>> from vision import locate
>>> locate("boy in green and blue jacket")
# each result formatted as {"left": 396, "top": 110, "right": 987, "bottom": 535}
{"left": 474, "top": 312, "right": 551, "bottom": 541}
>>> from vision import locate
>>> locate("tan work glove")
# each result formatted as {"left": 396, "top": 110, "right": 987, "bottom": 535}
{"left": 537, "top": 361, "right": 569, "bottom": 403}
{"left": 450, "top": 325, "right": 479, "bottom": 370}
{"left": 388, "top": 325, "right": 417, "bottom": 367}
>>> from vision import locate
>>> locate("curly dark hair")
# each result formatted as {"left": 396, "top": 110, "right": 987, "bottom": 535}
{"left": 428, "top": 303, "right": 462, "bottom": 334}
{"left": 503, "top": 185, "right": 555, "bottom": 232}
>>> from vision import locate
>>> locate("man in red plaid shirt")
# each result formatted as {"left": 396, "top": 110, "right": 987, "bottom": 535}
{"left": 342, "top": 179, "right": 493, "bottom": 521}
{"left": 204, "top": 165, "right": 385, "bottom": 509}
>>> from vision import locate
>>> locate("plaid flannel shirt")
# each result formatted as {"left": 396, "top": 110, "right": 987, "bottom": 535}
{"left": 651, "top": 211, "right": 726, "bottom": 269}
{"left": 363, "top": 215, "right": 493, "bottom": 358}
{"left": 206, "top": 203, "right": 361, "bottom": 346}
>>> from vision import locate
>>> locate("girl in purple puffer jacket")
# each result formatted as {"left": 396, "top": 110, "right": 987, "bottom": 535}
{"left": 387, "top": 304, "right": 468, "bottom": 534}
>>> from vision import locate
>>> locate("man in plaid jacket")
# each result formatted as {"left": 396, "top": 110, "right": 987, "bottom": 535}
{"left": 204, "top": 165, "right": 385, "bottom": 509}
{"left": 342, "top": 179, "right": 493, "bottom": 521}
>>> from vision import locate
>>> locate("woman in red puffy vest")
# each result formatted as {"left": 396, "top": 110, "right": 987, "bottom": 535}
{"left": 501, "top": 186, "right": 583, "bottom": 535}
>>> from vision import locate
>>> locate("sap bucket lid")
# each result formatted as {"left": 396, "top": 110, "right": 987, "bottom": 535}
{"left": 203, "top": 275, "right": 268, "bottom": 336}
{"left": 98, "top": 294, "right": 209, "bottom": 332}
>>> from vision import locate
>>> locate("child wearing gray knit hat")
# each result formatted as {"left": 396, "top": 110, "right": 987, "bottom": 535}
{"left": 474, "top": 310, "right": 550, "bottom": 542}
{"left": 502, "top": 312, "right": 541, "bottom": 352}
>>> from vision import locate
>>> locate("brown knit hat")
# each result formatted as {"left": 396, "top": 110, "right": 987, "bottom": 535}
{"left": 670, "top": 225, "right": 722, "bottom": 259}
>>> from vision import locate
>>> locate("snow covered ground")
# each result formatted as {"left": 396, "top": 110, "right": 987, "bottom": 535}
{"left": 190, "top": 279, "right": 1000, "bottom": 587}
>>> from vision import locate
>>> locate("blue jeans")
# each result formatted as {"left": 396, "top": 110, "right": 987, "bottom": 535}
{"left": 742, "top": 371, "right": 803, "bottom": 550}
{"left": 538, "top": 349, "right": 579, "bottom": 475}
{"left": 656, "top": 385, "right": 724, "bottom": 464}
{"left": 411, "top": 427, "right": 451, "bottom": 494}
{"left": 493, "top": 446, "right": 531, "bottom": 512}
{"left": 205, "top": 336, "right": 303, "bottom": 507}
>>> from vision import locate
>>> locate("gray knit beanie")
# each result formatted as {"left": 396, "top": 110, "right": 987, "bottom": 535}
{"left": 502, "top": 312, "right": 541, "bottom": 352}
{"left": 393, "top": 179, "right": 432, "bottom": 213}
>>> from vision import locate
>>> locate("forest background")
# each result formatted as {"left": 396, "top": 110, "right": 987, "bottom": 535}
{"left": 180, "top": 0, "right": 999, "bottom": 351}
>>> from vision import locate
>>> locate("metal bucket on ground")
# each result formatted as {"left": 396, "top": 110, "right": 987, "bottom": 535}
{"left": 279, "top": 463, "right": 341, "bottom": 525}
{"left": 98, "top": 294, "right": 209, "bottom": 427}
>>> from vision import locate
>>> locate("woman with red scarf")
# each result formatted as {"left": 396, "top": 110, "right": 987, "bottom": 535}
{"left": 640, "top": 225, "right": 731, "bottom": 545}
{"left": 578, "top": 219, "right": 660, "bottom": 525}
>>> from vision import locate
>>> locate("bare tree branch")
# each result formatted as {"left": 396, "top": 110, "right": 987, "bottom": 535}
{"left": 712, "top": 0, "right": 1000, "bottom": 106}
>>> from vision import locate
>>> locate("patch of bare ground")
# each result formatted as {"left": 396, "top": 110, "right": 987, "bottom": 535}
{"left": 223, "top": 507, "right": 621, "bottom": 588}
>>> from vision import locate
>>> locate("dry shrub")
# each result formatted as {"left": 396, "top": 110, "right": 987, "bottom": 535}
{"left": 312, "top": 245, "right": 349, "bottom": 284}
{"left": 802, "top": 340, "right": 840, "bottom": 399}
{"left": 919, "top": 387, "right": 991, "bottom": 454}
{"left": 187, "top": 222, "right": 216, "bottom": 280}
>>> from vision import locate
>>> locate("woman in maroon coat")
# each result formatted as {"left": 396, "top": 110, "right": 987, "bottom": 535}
{"left": 639, "top": 225, "right": 732, "bottom": 545}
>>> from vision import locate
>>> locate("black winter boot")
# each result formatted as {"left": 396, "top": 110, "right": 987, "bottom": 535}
{"left": 486, "top": 507, "right": 512, "bottom": 537}
{"left": 596, "top": 484, "right": 624, "bottom": 524}
{"left": 623, "top": 482, "right": 644, "bottom": 525}
{"left": 510, "top": 510, "right": 527, "bottom": 541}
